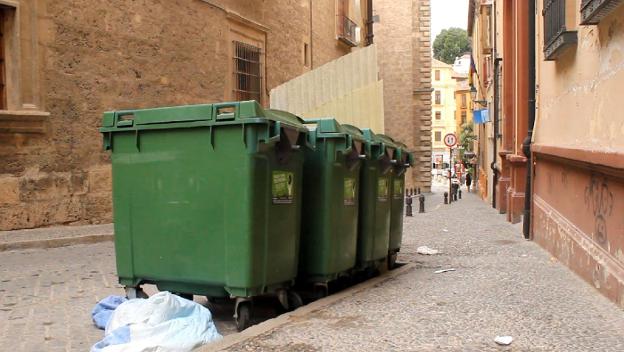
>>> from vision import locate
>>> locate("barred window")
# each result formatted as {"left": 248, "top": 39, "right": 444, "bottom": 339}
{"left": 233, "top": 41, "right": 262, "bottom": 103}
{"left": 435, "top": 91, "right": 441, "bottom": 105}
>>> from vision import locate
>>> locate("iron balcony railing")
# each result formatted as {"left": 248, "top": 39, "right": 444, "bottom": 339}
{"left": 580, "top": 0, "right": 624, "bottom": 25}
{"left": 542, "top": 0, "right": 577, "bottom": 60}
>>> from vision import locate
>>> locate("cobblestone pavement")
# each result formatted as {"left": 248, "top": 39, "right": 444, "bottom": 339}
{"left": 223, "top": 182, "right": 624, "bottom": 351}
{"left": 2, "top": 183, "right": 624, "bottom": 351}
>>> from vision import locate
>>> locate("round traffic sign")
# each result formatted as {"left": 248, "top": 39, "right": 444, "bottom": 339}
{"left": 444, "top": 133, "right": 457, "bottom": 147}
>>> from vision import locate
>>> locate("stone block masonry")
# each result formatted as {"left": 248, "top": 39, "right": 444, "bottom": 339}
{"left": 0, "top": 0, "right": 353, "bottom": 231}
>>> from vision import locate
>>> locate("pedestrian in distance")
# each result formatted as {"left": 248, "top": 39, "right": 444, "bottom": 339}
{"left": 466, "top": 172, "right": 472, "bottom": 192}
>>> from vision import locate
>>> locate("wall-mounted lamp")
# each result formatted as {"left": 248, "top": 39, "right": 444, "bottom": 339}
{"left": 470, "top": 85, "right": 488, "bottom": 106}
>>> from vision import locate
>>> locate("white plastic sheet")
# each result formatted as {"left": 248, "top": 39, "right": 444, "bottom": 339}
{"left": 92, "top": 291, "right": 222, "bottom": 352}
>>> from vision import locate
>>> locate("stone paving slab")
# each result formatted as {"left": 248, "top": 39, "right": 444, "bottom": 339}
{"left": 216, "top": 183, "right": 624, "bottom": 351}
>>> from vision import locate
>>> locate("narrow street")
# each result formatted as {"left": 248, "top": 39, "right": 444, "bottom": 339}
{"left": 1, "top": 182, "right": 623, "bottom": 351}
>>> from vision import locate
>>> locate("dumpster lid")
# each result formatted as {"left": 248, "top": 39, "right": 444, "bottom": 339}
{"left": 101, "top": 101, "right": 307, "bottom": 130}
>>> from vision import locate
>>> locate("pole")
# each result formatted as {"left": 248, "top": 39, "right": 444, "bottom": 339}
{"left": 448, "top": 147, "right": 452, "bottom": 203}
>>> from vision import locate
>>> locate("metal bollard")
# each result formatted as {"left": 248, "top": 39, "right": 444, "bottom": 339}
{"left": 444, "top": 192, "right": 448, "bottom": 204}
{"left": 405, "top": 191, "right": 413, "bottom": 217}
{"left": 417, "top": 187, "right": 421, "bottom": 195}
{"left": 459, "top": 189, "right": 462, "bottom": 199}
{"left": 419, "top": 194, "right": 425, "bottom": 213}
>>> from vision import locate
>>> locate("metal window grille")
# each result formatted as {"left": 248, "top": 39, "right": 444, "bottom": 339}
{"left": 233, "top": 41, "right": 262, "bottom": 103}
{"left": 435, "top": 91, "right": 441, "bottom": 105}
{"left": 543, "top": 0, "right": 566, "bottom": 49}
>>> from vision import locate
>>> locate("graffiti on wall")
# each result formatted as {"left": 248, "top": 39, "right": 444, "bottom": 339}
{"left": 584, "top": 175, "right": 614, "bottom": 247}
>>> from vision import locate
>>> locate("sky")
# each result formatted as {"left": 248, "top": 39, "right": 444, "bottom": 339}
{"left": 430, "top": 0, "right": 469, "bottom": 42}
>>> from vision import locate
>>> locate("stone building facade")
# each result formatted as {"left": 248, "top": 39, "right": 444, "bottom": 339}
{"left": 430, "top": 59, "right": 457, "bottom": 170}
{"left": 374, "top": 0, "right": 432, "bottom": 191}
{"left": 469, "top": 0, "right": 624, "bottom": 308}
{"left": 0, "top": 0, "right": 369, "bottom": 231}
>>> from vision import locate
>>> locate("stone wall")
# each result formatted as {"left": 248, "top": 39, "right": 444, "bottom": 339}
{"left": 412, "top": 0, "right": 432, "bottom": 192}
{"left": 374, "top": 0, "right": 431, "bottom": 191}
{"left": 0, "top": 0, "right": 352, "bottom": 230}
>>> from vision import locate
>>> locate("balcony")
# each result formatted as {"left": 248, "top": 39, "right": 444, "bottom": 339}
{"left": 580, "top": 0, "right": 624, "bottom": 25}
{"left": 337, "top": 15, "right": 360, "bottom": 47}
{"left": 542, "top": 0, "right": 577, "bottom": 61}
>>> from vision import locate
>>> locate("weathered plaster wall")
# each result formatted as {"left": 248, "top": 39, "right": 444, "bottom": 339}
{"left": 534, "top": 4, "right": 624, "bottom": 151}
{"left": 0, "top": 0, "right": 352, "bottom": 230}
{"left": 533, "top": 158, "right": 624, "bottom": 307}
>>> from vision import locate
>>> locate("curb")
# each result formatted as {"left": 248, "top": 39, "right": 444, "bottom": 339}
{"left": 202, "top": 263, "right": 416, "bottom": 351}
{"left": 0, "top": 233, "right": 114, "bottom": 252}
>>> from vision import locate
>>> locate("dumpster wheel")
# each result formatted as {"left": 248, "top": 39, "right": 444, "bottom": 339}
{"left": 287, "top": 291, "right": 303, "bottom": 310}
{"left": 387, "top": 252, "right": 398, "bottom": 270}
{"left": 125, "top": 286, "right": 148, "bottom": 299}
{"left": 235, "top": 301, "right": 252, "bottom": 331}
{"left": 313, "top": 283, "right": 329, "bottom": 300}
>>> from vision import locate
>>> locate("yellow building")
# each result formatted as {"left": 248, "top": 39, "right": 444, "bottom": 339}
{"left": 431, "top": 58, "right": 457, "bottom": 171}
{"left": 453, "top": 73, "right": 472, "bottom": 142}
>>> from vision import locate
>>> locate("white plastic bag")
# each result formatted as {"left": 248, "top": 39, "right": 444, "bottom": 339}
{"left": 92, "top": 291, "right": 222, "bottom": 352}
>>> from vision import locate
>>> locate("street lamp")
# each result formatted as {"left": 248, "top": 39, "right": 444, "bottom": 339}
{"left": 470, "top": 85, "right": 488, "bottom": 106}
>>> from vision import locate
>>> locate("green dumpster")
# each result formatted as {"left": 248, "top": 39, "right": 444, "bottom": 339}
{"left": 377, "top": 137, "right": 414, "bottom": 269}
{"left": 356, "top": 129, "right": 394, "bottom": 272}
{"left": 100, "top": 101, "right": 308, "bottom": 330}
{"left": 298, "top": 119, "right": 365, "bottom": 296}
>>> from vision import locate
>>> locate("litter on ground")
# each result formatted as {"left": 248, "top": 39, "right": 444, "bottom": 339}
{"left": 417, "top": 246, "right": 440, "bottom": 255}
{"left": 434, "top": 268, "right": 456, "bottom": 274}
{"left": 494, "top": 335, "right": 513, "bottom": 346}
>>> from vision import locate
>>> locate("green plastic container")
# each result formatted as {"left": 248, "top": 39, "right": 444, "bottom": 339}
{"left": 298, "top": 119, "right": 365, "bottom": 290}
{"left": 100, "top": 101, "right": 307, "bottom": 329}
{"left": 356, "top": 129, "right": 394, "bottom": 271}
{"left": 377, "top": 136, "right": 414, "bottom": 268}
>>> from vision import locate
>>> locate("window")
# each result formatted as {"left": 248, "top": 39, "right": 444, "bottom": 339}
{"left": 233, "top": 41, "right": 262, "bottom": 102}
{"left": 461, "top": 94, "right": 467, "bottom": 108}
{"left": 543, "top": 0, "right": 577, "bottom": 61}
{"left": 435, "top": 91, "right": 441, "bottom": 105}
{"left": 336, "top": 0, "right": 359, "bottom": 46}
{"left": 435, "top": 111, "right": 441, "bottom": 120}
{"left": 580, "top": 0, "right": 624, "bottom": 25}
{"left": 435, "top": 70, "right": 440, "bottom": 81}
{"left": 461, "top": 111, "right": 467, "bottom": 125}
{"left": 434, "top": 131, "right": 442, "bottom": 142}
{"left": 303, "top": 43, "right": 310, "bottom": 67}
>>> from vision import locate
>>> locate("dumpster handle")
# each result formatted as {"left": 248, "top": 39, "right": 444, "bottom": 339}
{"left": 115, "top": 112, "right": 135, "bottom": 128}
{"left": 212, "top": 102, "right": 240, "bottom": 121}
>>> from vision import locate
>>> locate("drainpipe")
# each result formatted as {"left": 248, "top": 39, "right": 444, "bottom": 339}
{"left": 366, "top": 0, "right": 374, "bottom": 45}
{"left": 491, "top": 58, "right": 500, "bottom": 209}
{"left": 490, "top": 0, "right": 499, "bottom": 209}
{"left": 522, "top": 0, "right": 536, "bottom": 239}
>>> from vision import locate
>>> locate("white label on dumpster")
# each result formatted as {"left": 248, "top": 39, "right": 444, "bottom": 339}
{"left": 344, "top": 178, "right": 356, "bottom": 205}
{"left": 377, "top": 178, "right": 389, "bottom": 202}
{"left": 272, "top": 171, "right": 294, "bottom": 204}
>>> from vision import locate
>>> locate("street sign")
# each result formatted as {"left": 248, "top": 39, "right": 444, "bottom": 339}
{"left": 444, "top": 133, "right": 457, "bottom": 147}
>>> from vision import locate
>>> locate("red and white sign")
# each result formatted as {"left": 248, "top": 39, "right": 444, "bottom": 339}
{"left": 444, "top": 133, "right": 457, "bottom": 147}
